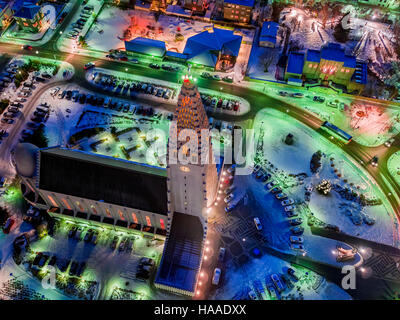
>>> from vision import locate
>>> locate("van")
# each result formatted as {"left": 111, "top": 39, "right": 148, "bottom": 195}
{"left": 270, "top": 274, "right": 285, "bottom": 293}
{"left": 212, "top": 268, "right": 221, "bottom": 285}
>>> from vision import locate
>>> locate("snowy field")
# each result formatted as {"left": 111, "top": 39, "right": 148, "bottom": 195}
{"left": 86, "top": 6, "right": 213, "bottom": 52}
{"left": 253, "top": 108, "right": 398, "bottom": 247}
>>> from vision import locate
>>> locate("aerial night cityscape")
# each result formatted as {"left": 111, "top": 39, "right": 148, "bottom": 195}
{"left": 0, "top": 0, "right": 399, "bottom": 306}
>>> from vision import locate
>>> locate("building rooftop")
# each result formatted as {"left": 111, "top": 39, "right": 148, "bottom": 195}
{"left": 306, "top": 49, "right": 321, "bottom": 63}
{"left": 183, "top": 28, "right": 242, "bottom": 67}
{"left": 38, "top": 148, "right": 168, "bottom": 214}
{"left": 155, "top": 211, "right": 204, "bottom": 294}
{"left": 223, "top": 0, "right": 254, "bottom": 7}
{"left": 125, "top": 37, "right": 166, "bottom": 58}
{"left": 259, "top": 21, "right": 278, "bottom": 45}
{"left": 286, "top": 52, "right": 304, "bottom": 75}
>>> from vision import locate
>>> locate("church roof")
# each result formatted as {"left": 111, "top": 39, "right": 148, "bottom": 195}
{"left": 183, "top": 28, "right": 242, "bottom": 67}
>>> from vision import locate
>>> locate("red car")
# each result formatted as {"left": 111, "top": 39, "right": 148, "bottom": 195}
{"left": 3, "top": 218, "right": 15, "bottom": 234}
{"left": 22, "top": 45, "right": 33, "bottom": 50}
{"left": 119, "top": 56, "right": 128, "bottom": 61}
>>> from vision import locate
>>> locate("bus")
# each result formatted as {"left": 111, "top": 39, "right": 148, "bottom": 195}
{"left": 322, "top": 121, "right": 352, "bottom": 143}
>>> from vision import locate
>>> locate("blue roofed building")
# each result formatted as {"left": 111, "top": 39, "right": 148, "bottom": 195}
{"left": 125, "top": 37, "right": 166, "bottom": 58}
{"left": 284, "top": 52, "right": 304, "bottom": 85}
{"left": 285, "top": 43, "right": 367, "bottom": 93}
{"left": 259, "top": 21, "right": 279, "bottom": 48}
{"left": 13, "top": 1, "right": 43, "bottom": 33}
{"left": 183, "top": 27, "right": 242, "bottom": 70}
{"left": 223, "top": 0, "right": 254, "bottom": 24}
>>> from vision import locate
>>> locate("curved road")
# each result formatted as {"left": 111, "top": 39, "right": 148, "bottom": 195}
{"left": 0, "top": 15, "right": 399, "bottom": 224}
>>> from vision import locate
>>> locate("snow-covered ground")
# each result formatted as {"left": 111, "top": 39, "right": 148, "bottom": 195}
{"left": 388, "top": 151, "right": 400, "bottom": 187}
{"left": 212, "top": 253, "right": 352, "bottom": 300}
{"left": 86, "top": 7, "right": 214, "bottom": 53}
{"left": 252, "top": 108, "right": 399, "bottom": 247}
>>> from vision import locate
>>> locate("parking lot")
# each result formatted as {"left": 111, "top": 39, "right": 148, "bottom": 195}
{"left": 23, "top": 216, "right": 164, "bottom": 300}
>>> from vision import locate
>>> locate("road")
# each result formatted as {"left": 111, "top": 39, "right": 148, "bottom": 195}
{"left": 0, "top": 10, "right": 399, "bottom": 231}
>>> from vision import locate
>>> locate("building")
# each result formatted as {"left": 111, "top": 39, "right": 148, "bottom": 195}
{"left": 15, "top": 76, "right": 220, "bottom": 298}
{"left": 284, "top": 43, "right": 367, "bottom": 93}
{"left": 13, "top": 2, "right": 43, "bottom": 33}
{"left": 125, "top": 37, "right": 166, "bottom": 58}
{"left": 125, "top": 27, "right": 243, "bottom": 71}
{"left": 15, "top": 145, "right": 170, "bottom": 235}
{"left": 223, "top": 0, "right": 254, "bottom": 24}
{"left": 155, "top": 75, "right": 219, "bottom": 296}
{"left": 183, "top": 0, "right": 208, "bottom": 12}
{"left": 183, "top": 27, "right": 242, "bottom": 70}
{"left": 259, "top": 21, "right": 279, "bottom": 48}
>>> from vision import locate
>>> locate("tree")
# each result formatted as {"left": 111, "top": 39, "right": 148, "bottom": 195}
{"left": 333, "top": 15, "right": 350, "bottom": 43}
{"left": 24, "top": 126, "right": 48, "bottom": 148}
{"left": 0, "top": 99, "right": 9, "bottom": 115}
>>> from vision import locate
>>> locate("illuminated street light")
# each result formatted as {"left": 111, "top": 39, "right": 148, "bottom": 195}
{"left": 35, "top": 50, "right": 39, "bottom": 54}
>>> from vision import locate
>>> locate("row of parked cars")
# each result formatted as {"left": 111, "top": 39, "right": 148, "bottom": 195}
{"left": 31, "top": 252, "right": 87, "bottom": 277}
{"left": 68, "top": 226, "right": 99, "bottom": 244}
{"left": 249, "top": 268, "right": 300, "bottom": 300}
{"left": 66, "top": 5, "right": 94, "bottom": 40}
{"left": 201, "top": 93, "right": 240, "bottom": 112}
{"left": 94, "top": 73, "right": 174, "bottom": 101}
{"left": 252, "top": 164, "right": 305, "bottom": 249}
{"left": 136, "top": 257, "right": 155, "bottom": 280}
{"left": 55, "top": 87, "right": 166, "bottom": 120}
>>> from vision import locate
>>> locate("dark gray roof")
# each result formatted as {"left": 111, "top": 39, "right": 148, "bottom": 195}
{"left": 155, "top": 212, "right": 203, "bottom": 293}
{"left": 38, "top": 148, "right": 168, "bottom": 214}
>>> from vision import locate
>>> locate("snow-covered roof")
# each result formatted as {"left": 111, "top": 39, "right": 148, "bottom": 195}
{"left": 259, "top": 21, "right": 278, "bottom": 45}
{"left": 286, "top": 52, "right": 304, "bottom": 75}
{"left": 183, "top": 28, "right": 242, "bottom": 67}
{"left": 125, "top": 37, "right": 166, "bottom": 57}
{"left": 166, "top": 4, "right": 191, "bottom": 16}
{"left": 223, "top": 0, "right": 254, "bottom": 7}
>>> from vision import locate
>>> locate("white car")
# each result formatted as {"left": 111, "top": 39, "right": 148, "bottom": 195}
{"left": 284, "top": 205, "right": 295, "bottom": 212}
{"left": 248, "top": 290, "right": 257, "bottom": 300}
{"left": 289, "top": 236, "right": 304, "bottom": 244}
{"left": 254, "top": 217, "right": 262, "bottom": 231}
{"left": 281, "top": 199, "right": 294, "bottom": 206}
{"left": 212, "top": 268, "right": 221, "bottom": 285}
{"left": 290, "top": 243, "right": 304, "bottom": 251}
{"left": 50, "top": 87, "right": 60, "bottom": 97}
{"left": 224, "top": 193, "right": 234, "bottom": 203}
{"left": 384, "top": 138, "right": 395, "bottom": 147}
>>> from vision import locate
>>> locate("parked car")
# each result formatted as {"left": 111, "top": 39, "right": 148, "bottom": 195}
{"left": 218, "top": 247, "right": 226, "bottom": 262}
{"left": 290, "top": 226, "right": 304, "bottom": 235}
{"left": 271, "top": 274, "right": 285, "bottom": 293}
{"left": 212, "top": 268, "right": 222, "bottom": 285}
{"left": 271, "top": 187, "right": 281, "bottom": 194}
{"left": 289, "top": 236, "right": 304, "bottom": 244}
{"left": 284, "top": 205, "right": 295, "bottom": 212}
{"left": 290, "top": 243, "right": 304, "bottom": 251}
{"left": 253, "top": 217, "right": 262, "bottom": 231}
{"left": 224, "top": 193, "right": 234, "bottom": 203}
{"left": 281, "top": 199, "right": 294, "bottom": 206}
{"left": 276, "top": 193, "right": 287, "bottom": 200}
{"left": 289, "top": 218, "right": 302, "bottom": 226}
{"left": 149, "top": 63, "right": 160, "bottom": 69}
